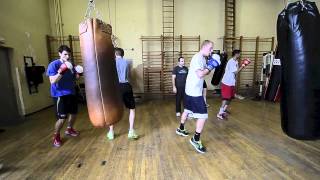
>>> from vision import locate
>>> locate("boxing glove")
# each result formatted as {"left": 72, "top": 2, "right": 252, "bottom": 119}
{"left": 207, "top": 54, "right": 221, "bottom": 71}
{"left": 75, "top": 65, "right": 84, "bottom": 75}
{"left": 241, "top": 58, "right": 251, "bottom": 67}
{"left": 58, "top": 61, "right": 73, "bottom": 75}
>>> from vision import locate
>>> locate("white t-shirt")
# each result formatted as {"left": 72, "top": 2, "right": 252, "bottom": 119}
{"left": 221, "top": 58, "right": 238, "bottom": 86}
{"left": 185, "top": 52, "right": 206, "bottom": 96}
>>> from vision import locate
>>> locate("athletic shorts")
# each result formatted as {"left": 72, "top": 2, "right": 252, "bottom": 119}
{"left": 221, "top": 83, "right": 235, "bottom": 100}
{"left": 53, "top": 95, "right": 78, "bottom": 119}
{"left": 119, "top": 83, "right": 135, "bottom": 109}
{"left": 183, "top": 94, "right": 208, "bottom": 119}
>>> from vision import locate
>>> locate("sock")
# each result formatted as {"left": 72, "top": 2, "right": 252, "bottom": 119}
{"left": 179, "top": 123, "right": 185, "bottom": 130}
{"left": 223, "top": 105, "right": 228, "bottom": 111}
{"left": 194, "top": 132, "right": 201, "bottom": 141}
{"left": 219, "top": 108, "right": 224, "bottom": 114}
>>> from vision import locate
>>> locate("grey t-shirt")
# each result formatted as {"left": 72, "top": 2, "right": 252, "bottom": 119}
{"left": 116, "top": 56, "right": 129, "bottom": 83}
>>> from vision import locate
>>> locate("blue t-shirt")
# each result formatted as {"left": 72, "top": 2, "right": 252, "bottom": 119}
{"left": 47, "top": 59, "right": 76, "bottom": 97}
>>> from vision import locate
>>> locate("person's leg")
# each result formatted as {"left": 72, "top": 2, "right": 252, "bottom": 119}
{"left": 189, "top": 96, "right": 207, "bottom": 153}
{"left": 107, "top": 125, "right": 114, "bottom": 140}
{"left": 176, "top": 111, "right": 189, "bottom": 136}
{"left": 176, "top": 87, "right": 183, "bottom": 116}
{"left": 128, "top": 108, "right": 138, "bottom": 139}
{"left": 176, "top": 95, "right": 190, "bottom": 136}
{"left": 125, "top": 83, "right": 138, "bottom": 139}
{"left": 53, "top": 96, "right": 67, "bottom": 147}
{"left": 129, "top": 109, "right": 135, "bottom": 131}
{"left": 67, "top": 114, "right": 76, "bottom": 128}
{"left": 203, "top": 87, "right": 207, "bottom": 105}
{"left": 217, "top": 83, "right": 231, "bottom": 119}
{"left": 55, "top": 119, "right": 66, "bottom": 134}
{"left": 65, "top": 95, "right": 79, "bottom": 136}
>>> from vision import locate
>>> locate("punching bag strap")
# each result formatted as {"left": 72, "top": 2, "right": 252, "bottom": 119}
{"left": 300, "top": 0, "right": 306, "bottom": 10}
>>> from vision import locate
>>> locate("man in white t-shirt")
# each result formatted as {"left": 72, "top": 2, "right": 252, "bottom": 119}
{"left": 217, "top": 50, "right": 250, "bottom": 119}
{"left": 175, "top": 40, "right": 221, "bottom": 154}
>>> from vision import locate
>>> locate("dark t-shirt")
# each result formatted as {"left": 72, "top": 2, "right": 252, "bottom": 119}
{"left": 172, "top": 66, "right": 188, "bottom": 88}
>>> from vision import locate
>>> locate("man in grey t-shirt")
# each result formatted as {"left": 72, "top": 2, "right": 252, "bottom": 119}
{"left": 107, "top": 48, "right": 139, "bottom": 140}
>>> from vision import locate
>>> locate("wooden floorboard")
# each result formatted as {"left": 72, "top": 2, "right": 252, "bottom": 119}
{"left": 0, "top": 98, "right": 319, "bottom": 179}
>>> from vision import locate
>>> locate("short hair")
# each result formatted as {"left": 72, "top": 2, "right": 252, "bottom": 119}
{"left": 178, "top": 56, "right": 184, "bottom": 62}
{"left": 232, "top": 49, "right": 241, "bottom": 56}
{"left": 58, "top": 45, "right": 71, "bottom": 53}
{"left": 115, "top": 47, "right": 124, "bottom": 57}
{"left": 201, "top": 40, "right": 213, "bottom": 49}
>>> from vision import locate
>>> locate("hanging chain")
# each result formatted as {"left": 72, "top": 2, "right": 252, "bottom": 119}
{"left": 84, "top": 0, "right": 103, "bottom": 20}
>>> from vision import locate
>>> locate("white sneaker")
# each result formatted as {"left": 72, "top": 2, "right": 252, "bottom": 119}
{"left": 176, "top": 112, "right": 181, "bottom": 117}
{"left": 217, "top": 113, "right": 225, "bottom": 120}
{"left": 235, "top": 94, "right": 245, "bottom": 100}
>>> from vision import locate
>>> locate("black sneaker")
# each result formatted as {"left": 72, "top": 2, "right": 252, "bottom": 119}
{"left": 190, "top": 137, "right": 206, "bottom": 153}
{"left": 175, "top": 128, "right": 189, "bottom": 137}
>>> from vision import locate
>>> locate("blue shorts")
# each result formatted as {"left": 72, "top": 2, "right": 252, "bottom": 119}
{"left": 183, "top": 95, "right": 208, "bottom": 119}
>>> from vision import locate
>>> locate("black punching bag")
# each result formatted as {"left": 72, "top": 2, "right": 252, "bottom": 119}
{"left": 277, "top": 1, "right": 320, "bottom": 140}
{"left": 211, "top": 53, "right": 228, "bottom": 86}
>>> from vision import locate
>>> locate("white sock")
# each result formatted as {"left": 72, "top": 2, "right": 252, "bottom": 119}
{"left": 219, "top": 108, "right": 224, "bottom": 114}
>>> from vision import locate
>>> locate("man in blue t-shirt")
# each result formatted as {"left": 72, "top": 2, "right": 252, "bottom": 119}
{"left": 47, "top": 45, "right": 80, "bottom": 147}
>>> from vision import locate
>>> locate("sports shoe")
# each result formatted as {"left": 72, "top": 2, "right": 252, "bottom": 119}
{"left": 176, "top": 112, "right": 181, "bottom": 117}
{"left": 235, "top": 94, "right": 245, "bottom": 100}
{"left": 65, "top": 127, "right": 79, "bottom": 137}
{"left": 190, "top": 137, "right": 206, "bottom": 153}
{"left": 107, "top": 131, "right": 114, "bottom": 140}
{"left": 217, "top": 113, "right": 225, "bottom": 120}
{"left": 176, "top": 128, "right": 189, "bottom": 137}
{"left": 128, "top": 130, "right": 139, "bottom": 140}
{"left": 206, "top": 104, "right": 210, "bottom": 107}
{"left": 53, "top": 133, "right": 62, "bottom": 147}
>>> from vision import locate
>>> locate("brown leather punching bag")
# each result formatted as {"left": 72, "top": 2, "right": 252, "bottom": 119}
{"left": 79, "top": 18, "right": 123, "bottom": 127}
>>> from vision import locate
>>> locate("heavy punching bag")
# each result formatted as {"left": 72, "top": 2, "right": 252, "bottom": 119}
{"left": 277, "top": 1, "right": 320, "bottom": 139}
{"left": 79, "top": 18, "right": 123, "bottom": 127}
{"left": 211, "top": 52, "right": 228, "bottom": 86}
{"left": 264, "top": 50, "right": 281, "bottom": 102}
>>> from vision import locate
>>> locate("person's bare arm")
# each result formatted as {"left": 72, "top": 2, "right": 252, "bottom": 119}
{"left": 49, "top": 74, "right": 63, "bottom": 84}
{"left": 196, "top": 68, "right": 210, "bottom": 78}
{"left": 172, "top": 74, "right": 177, "bottom": 93}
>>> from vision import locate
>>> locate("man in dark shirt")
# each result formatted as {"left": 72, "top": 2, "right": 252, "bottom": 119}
{"left": 172, "top": 57, "right": 188, "bottom": 117}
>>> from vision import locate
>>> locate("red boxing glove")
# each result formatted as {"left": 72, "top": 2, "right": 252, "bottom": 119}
{"left": 58, "top": 63, "right": 68, "bottom": 75}
{"left": 58, "top": 61, "right": 73, "bottom": 75}
{"left": 241, "top": 58, "right": 251, "bottom": 67}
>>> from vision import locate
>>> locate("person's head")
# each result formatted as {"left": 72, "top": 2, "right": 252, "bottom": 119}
{"left": 232, "top": 49, "right": 241, "bottom": 59}
{"left": 200, "top": 40, "right": 214, "bottom": 56}
{"left": 115, "top": 47, "right": 124, "bottom": 57}
{"left": 178, "top": 57, "right": 185, "bottom": 66}
{"left": 58, "top": 45, "right": 71, "bottom": 62}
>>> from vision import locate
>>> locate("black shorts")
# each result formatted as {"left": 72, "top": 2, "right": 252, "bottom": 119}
{"left": 53, "top": 95, "right": 78, "bottom": 119}
{"left": 203, "top": 81, "right": 207, "bottom": 88}
{"left": 119, "top": 83, "right": 135, "bottom": 109}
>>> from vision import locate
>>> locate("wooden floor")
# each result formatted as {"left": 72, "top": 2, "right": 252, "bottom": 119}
{"left": 0, "top": 98, "right": 320, "bottom": 180}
